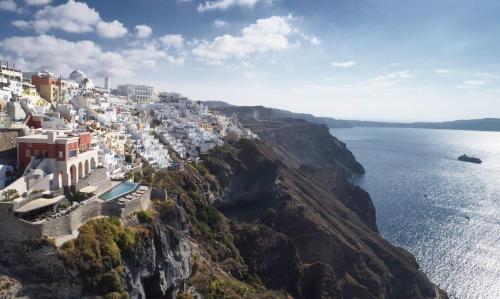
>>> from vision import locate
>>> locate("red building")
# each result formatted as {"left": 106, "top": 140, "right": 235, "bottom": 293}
{"left": 17, "top": 130, "right": 98, "bottom": 189}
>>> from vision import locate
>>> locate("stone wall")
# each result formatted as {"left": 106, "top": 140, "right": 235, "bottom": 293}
{"left": 0, "top": 185, "right": 152, "bottom": 242}
{"left": 41, "top": 200, "right": 104, "bottom": 238}
{"left": 119, "top": 188, "right": 152, "bottom": 219}
{"left": 0, "top": 129, "right": 25, "bottom": 164}
{"left": 0, "top": 203, "right": 43, "bottom": 240}
{"left": 151, "top": 188, "right": 168, "bottom": 201}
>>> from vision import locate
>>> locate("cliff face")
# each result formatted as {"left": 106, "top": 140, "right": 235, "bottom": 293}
{"left": 212, "top": 106, "right": 375, "bottom": 231}
{"left": 0, "top": 203, "right": 191, "bottom": 299}
{"left": 203, "top": 139, "right": 445, "bottom": 298}
{"left": 0, "top": 108, "right": 447, "bottom": 299}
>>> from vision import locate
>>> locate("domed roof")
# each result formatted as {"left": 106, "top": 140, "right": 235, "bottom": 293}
{"left": 68, "top": 70, "right": 87, "bottom": 83}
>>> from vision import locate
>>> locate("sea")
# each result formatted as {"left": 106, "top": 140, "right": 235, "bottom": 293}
{"left": 331, "top": 127, "right": 500, "bottom": 299}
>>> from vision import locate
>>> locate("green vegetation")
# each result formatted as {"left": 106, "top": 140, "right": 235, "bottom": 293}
{"left": 136, "top": 210, "right": 155, "bottom": 224}
{"left": 153, "top": 198, "right": 176, "bottom": 213}
{"left": 136, "top": 154, "right": 239, "bottom": 257}
{"left": 125, "top": 170, "right": 142, "bottom": 182}
{"left": 189, "top": 270, "right": 281, "bottom": 299}
{"left": 134, "top": 140, "right": 288, "bottom": 298}
{"left": 177, "top": 292, "right": 193, "bottom": 299}
{"left": 207, "top": 277, "right": 253, "bottom": 299}
{"left": 57, "top": 201, "right": 70, "bottom": 210}
{"left": 104, "top": 292, "right": 129, "bottom": 299}
{"left": 30, "top": 189, "right": 46, "bottom": 195}
{"left": 1, "top": 189, "right": 20, "bottom": 202}
{"left": 72, "top": 191, "right": 91, "bottom": 202}
{"left": 59, "top": 217, "right": 148, "bottom": 297}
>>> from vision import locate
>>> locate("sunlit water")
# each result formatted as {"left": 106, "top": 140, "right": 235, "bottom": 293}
{"left": 331, "top": 127, "right": 500, "bottom": 299}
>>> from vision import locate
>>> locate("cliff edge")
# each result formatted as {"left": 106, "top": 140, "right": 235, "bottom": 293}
{"left": 0, "top": 107, "right": 447, "bottom": 299}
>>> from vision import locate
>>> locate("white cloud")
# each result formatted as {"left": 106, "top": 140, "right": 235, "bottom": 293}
{"left": 0, "top": 0, "right": 21, "bottom": 12}
{"left": 332, "top": 61, "right": 357, "bottom": 68}
{"left": 198, "top": 0, "right": 267, "bottom": 12}
{"left": 12, "top": 20, "right": 31, "bottom": 30}
{"left": 12, "top": 1, "right": 128, "bottom": 38}
{"left": 463, "top": 80, "right": 487, "bottom": 86}
{"left": 213, "top": 19, "right": 228, "bottom": 28}
{"left": 456, "top": 74, "right": 496, "bottom": 89}
{"left": 159, "top": 34, "right": 185, "bottom": 49}
{"left": 474, "top": 73, "right": 498, "bottom": 80}
{"left": 369, "top": 71, "right": 413, "bottom": 88}
{"left": 373, "top": 71, "right": 412, "bottom": 81}
{"left": 135, "top": 24, "right": 152, "bottom": 38}
{"left": 96, "top": 20, "right": 127, "bottom": 38}
{"left": 24, "top": 0, "right": 52, "bottom": 6}
{"left": 436, "top": 69, "right": 451, "bottom": 74}
{"left": 301, "top": 33, "right": 320, "bottom": 45}
{"left": 192, "top": 16, "right": 292, "bottom": 62}
{"left": 0, "top": 35, "right": 102, "bottom": 73}
{"left": 0, "top": 35, "right": 182, "bottom": 78}
{"left": 31, "top": 0, "right": 100, "bottom": 33}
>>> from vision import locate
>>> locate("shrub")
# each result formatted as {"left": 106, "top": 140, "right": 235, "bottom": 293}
{"left": 177, "top": 292, "right": 193, "bottom": 299}
{"left": 72, "top": 191, "right": 89, "bottom": 202}
{"left": 59, "top": 218, "right": 145, "bottom": 296}
{"left": 30, "top": 189, "right": 46, "bottom": 195}
{"left": 104, "top": 292, "right": 129, "bottom": 299}
{"left": 1, "top": 189, "right": 20, "bottom": 202}
{"left": 136, "top": 210, "right": 154, "bottom": 224}
{"left": 99, "top": 271, "right": 123, "bottom": 294}
{"left": 207, "top": 277, "right": 253, "bottom": 299}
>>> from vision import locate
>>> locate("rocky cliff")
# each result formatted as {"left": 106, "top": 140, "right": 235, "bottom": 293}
{"left": 0, "top": 109, "right": 447, "bottom": 299}
{"left": 0, "top": 203, "right": 191, "bottom": 299}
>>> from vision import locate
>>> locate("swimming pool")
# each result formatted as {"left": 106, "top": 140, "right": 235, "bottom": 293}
{"left": 99, "top": 182, "right": 139, "bottom": 201}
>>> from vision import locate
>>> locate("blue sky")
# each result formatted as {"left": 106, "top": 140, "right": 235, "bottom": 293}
{"left": 1, "top": 0, "right": 499, "bottom": 121}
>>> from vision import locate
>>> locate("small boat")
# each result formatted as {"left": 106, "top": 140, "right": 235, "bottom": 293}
{"left": 458, "top": 154, "right": 482, "bottom": 164}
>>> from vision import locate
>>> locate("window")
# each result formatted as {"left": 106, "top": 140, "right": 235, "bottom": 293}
{"left": 25, "top": 149, "right": 30, "bottom": 158}
{"left": 58, "top": 151, "right": 63, "bottom": 159}
{"left": 34, "top": 150, "right": 39, "bottom": 157}
{"left": 68, "top": 150, "right": 77, "bottom": 158}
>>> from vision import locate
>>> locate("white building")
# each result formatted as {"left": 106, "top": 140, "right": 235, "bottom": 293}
{"left": 114, "top": 84, "right": 154, "bottom": 101}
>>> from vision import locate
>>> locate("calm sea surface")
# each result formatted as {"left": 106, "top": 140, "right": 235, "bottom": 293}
{"left": 331, "top": 127, "right": 500, "bottom": 299}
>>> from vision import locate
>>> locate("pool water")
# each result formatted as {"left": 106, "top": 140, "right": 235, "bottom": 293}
{"left": 99, "top": 182, "right": 139, "bottom": 201}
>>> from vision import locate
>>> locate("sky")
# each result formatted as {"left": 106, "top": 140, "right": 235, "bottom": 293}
{"left": 1, "top": 0, "right": 500, "bottom": 122}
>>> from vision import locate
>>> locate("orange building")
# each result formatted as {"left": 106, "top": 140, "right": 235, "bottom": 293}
{"left": 31, "top": 73, "right": 67, "bottom": 103}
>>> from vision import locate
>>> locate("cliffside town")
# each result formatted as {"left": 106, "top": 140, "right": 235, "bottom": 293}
{"left": 0, "top": 63, "right": 254, "bottom": 244}
{"left": 0, "top": 63, "right": 446, "bottom": 299}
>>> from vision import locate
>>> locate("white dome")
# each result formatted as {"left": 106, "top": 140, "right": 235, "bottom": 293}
{"left": 68, "top": 70, "right": 87, "bottom": 83}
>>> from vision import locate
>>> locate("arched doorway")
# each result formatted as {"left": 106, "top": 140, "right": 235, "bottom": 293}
{"left": 78, "top": 162, "right": 84, "bottom": 179}
{"left": 84, "top": 160, "right": 90, "bottom": 176}
{"left": 62, "top": 171, "right": 70, "bottom": 187}
{"left": 70, "top": 165, "right": 78, "bottom": 185}
{"left": 91, "top": 157, "right": 97, "bottom": 169}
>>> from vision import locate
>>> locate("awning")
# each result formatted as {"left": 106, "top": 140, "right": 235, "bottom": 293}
{"left": 79, "top": 186, "right": 98, "bottom": 193}
{"left": 15, "top": 195, "right": 65, "bottom": 213}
